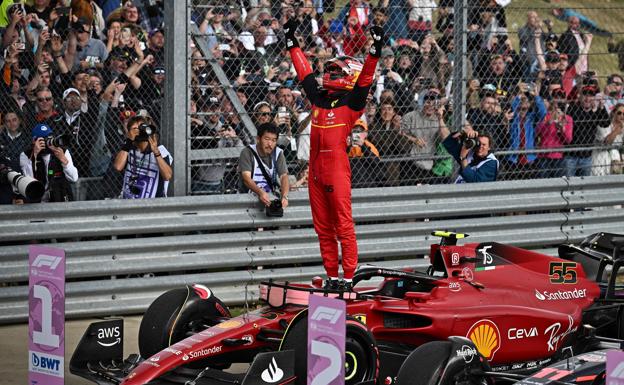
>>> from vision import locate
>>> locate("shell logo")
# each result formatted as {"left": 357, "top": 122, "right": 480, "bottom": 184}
{"left": 216, "top": 319, "right": 244, "bottom": 329}
{"left": 466, "top": 319, "right": 501, "bottom": 361}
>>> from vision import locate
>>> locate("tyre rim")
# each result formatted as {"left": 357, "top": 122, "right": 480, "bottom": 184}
{"left": 345, "top": 351, "right": 358, "bottom": 381}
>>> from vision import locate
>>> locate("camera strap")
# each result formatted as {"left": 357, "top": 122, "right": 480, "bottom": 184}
{"left": 248, "top": 145, "right": 280, "bottom": 195}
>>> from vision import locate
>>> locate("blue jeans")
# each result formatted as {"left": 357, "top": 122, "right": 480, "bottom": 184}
{"left": 537, "top": 158, "right": 565, "bottom": 178}
{"left": 563, "top": 156, "right": 592, "bottom": 177}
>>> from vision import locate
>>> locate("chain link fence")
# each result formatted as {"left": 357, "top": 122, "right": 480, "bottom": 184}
{"left": 0, "top": 1, "right": 165, "bottom": 202}
{"left": 188, "top": 0, "right": 624, "bottom": 195}
{"left": 2, "top": 1, "right": 623, "bottom": 202}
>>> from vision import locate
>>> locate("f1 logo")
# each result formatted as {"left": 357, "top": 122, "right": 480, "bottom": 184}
{"left": 32, "top": 255, "right": 62, "bottom": 270}
{"left": 310, "top": 306, "right": 343, "bottom": 324}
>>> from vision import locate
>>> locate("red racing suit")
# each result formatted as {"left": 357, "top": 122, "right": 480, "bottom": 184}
{"left": 289, "top": 48, "right": 379, "bottom": 279}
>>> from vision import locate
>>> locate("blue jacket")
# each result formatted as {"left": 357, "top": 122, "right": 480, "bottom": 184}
{"left": 443, "top": 135, "right": 499, "bottom": 183}
{"left": 507, "top": 95, "right": 546, "bottom": 164}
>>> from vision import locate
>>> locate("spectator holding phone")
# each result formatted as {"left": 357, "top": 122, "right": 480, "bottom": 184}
{"left": 536, "top": 89, "right": 573, "bottom": 178}
{"left": 505, "top": 85, "right": 547, "bottom": 179}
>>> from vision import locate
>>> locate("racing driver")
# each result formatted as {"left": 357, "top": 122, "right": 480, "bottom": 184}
{"left": 283, "top": 18, "right": 384, "bottom": 290}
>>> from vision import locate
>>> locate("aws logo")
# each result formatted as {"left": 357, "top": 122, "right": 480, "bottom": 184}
{"left": 466, "top": 319, "right": 501, "bottom": 361}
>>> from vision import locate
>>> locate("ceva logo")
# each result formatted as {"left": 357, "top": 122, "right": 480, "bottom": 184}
{"left": 261, "top": 357, "right": 284, "bottom": 383}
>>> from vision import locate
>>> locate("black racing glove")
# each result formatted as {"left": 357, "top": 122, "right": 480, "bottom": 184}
{"left": 283, "top": 18, "right": 299, "bottom": 49}
{"left": 369, "top": 25, "right": 385, "bottom": 58}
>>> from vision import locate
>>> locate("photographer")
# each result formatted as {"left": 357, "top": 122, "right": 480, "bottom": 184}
{"left": 238, "top": 123, "right": 289, "bottom": 212}
{"left": 112, "top": 115, "right": 172, "bottom": 199}
{"left": 442, "top": 127, "right": 499, "bottom": 183}
{"left": 19, "top": 123, "right": 78, "bottom": 202}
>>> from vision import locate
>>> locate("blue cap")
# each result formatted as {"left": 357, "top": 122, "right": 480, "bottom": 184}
{"left": 32, "top": 123, "right": 53, "bottom": 139}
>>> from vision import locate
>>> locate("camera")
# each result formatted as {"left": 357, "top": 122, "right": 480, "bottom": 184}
{"left": 266, "top": 198, "right": 283, "bottom": 217}
{"left": 460, "top": 132, "right": 480, "bottom": 150}
{"left": 0, "top": 146, "right": 44, "bottom": 201}
{"left": 135, "top": 123, "right": 157, "bottom": 142}
{"left": 45, "top": 133, "right": 72, "bottom": 148}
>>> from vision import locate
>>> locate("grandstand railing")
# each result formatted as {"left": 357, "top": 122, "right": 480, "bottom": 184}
{"left": 1, "top": 176, "right": 624, "bottom": 324}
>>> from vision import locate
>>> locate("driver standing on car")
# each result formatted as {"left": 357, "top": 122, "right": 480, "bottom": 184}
{"left": 284, "top": 19, "right": 384, "bottom": 291}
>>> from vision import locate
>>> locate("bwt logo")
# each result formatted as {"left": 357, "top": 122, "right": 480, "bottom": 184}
{"left": 32, "top": 255, "right": 62, "bottom": 270}
{"left": 31, "top": 352, "right": 60, "bottom": 371}
{"left": 310, "top": 307, "right": 343, "bottom": 324}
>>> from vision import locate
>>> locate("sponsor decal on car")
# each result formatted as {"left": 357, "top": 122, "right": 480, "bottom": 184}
{"left": 448, "top": 282, "right": 461, "bottom": 292}
{"left": 29, "top": 351, "right": 63, "bottom": 377}
{"left": 534, "top": 288, "right": 587, "bottom": 301}
{"left": 462, "top": 267, "right": 474, "bottom": 282}
{"left": 182, "top": 345, "right": 223, "bottom": 361}
{"left": 96, "top": 326, "right": 121, "bottom": 347}
{"left": 242, "top": 334, "right": 254, "bottom": 345}
{"left": 216, "top": 319, "right": 244, "bottom": 329}
{"left": 150, "top": 356, "right": 160, "bottom": 362}
{"left": 466, "top": 319, "right": 501, "bottom": 361}
{"left": 456, "top": 345, "right": 478, "bottom": 363}
{"left": 451, "top": 253, "right": 460, "bottom": 266}
{"left": 507, "top": 327, "right": 538, "bottom": 340}
{"left": 261, "top": 357, "right": 284, "bottom": 383}
{"left": 192, "top": 284, "right": 212, "bottom": 299}
{"left": 578, "top": 352, "right": 606, "bottom": 363}
{"left": 545, "top": 315, "right": 578, "bottom": 352}
{"left": 353, "top": 314, "right": 367, "bottom": 324}
{"left": 164, "top": 348, "right": 182, "bottom": 355}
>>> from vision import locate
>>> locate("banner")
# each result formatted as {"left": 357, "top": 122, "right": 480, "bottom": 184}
{"left": 28, "top": 246, "right": 65, "bottom": 385}
{"left": 608, "top": 350, "right": 624, "bottom": 385}
{"left": 307, "top": 294, "right": 345, "bottom": 385}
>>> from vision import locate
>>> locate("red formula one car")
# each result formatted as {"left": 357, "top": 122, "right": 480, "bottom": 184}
{"left": 70, "top": 232, "right": 624, "bottom": 385}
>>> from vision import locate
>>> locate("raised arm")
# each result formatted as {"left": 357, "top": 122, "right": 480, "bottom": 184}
{"left": 284, "top": 18, "right": 318, "bottom": 99}
{"left": 347, "top": 26, "right": 384, "bottom": 111}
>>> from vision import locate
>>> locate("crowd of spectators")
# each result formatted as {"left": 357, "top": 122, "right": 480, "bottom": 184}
{"left": 2, "top": 0, "right": 624, "bottom": 203}
{"left": 0, "top": 0, "right": 165, "bottom": 203}
{"left": 189, "top": 0, "right": 624, "bottom": 194}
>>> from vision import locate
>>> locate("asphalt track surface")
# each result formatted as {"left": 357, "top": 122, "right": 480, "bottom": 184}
{"left": 1, "top": 316, "right": 249, "bottom": 385}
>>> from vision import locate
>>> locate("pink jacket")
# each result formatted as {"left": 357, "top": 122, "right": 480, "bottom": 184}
{"left": 536, "top": 112, "right": 574, "bottom": 159}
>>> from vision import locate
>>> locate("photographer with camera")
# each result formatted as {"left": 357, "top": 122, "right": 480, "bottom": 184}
{"left": 238, "top": 123, "right": 289, "bottom": 215}
{"left": 112, "top": 115, "right": 172, "bottom": 199}
{"left": 19, "top": 123, "right": 78, "bottom": 202}
{"left": 442, "top": 126, "right": 499, "bottom": 183}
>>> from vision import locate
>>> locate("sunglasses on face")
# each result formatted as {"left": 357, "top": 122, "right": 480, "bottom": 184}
{"left": 257, "top": 111, "right": 271, "bottom": 116}
{"left": 616, "top": 111, "right": 624, "bottom": 116}
{"left": 38, "top": 96, "right": 53, "bottom": 102}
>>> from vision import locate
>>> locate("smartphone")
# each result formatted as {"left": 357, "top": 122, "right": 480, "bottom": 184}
{"left": 56, "top": 7, "right": 70, "bottom": 16}
{"left": 16, "top": 42, "right": 25, "bottom": 50}
{"left": 218, "top": 44, "right": 231, "bottom": 51}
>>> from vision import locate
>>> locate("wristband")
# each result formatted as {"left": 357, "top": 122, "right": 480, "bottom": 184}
{"left": 154, "top": 152, "right": 161, "bottom": 157}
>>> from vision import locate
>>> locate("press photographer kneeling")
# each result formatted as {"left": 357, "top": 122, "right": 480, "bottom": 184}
{"left": 442, "top": 126, "right": 499, "bottom": 183}
{"left": 238, "top": 123, "right": 290, "bottom": 217}
{"left": 113, "top": 116, "right": 173, "bottom": 199}
{"left": 19, "top": 124, "right": 78, "bottom": 202}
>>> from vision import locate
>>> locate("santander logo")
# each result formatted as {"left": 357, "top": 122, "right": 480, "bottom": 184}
{"left": 261, "top": 357, "right": 284, "bottom": 383}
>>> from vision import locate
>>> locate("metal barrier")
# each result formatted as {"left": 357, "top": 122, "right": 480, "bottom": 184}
{"left": 2, "top": 176, "right": 624, "bottom": 324}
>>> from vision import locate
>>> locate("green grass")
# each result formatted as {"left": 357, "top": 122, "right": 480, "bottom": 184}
{"left": 504, "top": 0, "right": 624, "bottom": 87}
{"left": 328, "top": 0, "right": 623, "bottom": 86}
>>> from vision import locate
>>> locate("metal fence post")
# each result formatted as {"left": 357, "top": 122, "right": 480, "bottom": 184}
{"left": 452, "top": 0, "right": 468, "bottom": 134}
{"left": 163, "top": 0, "right": 189, "bottom": 196}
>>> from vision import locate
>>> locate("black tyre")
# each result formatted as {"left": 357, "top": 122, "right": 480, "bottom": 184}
{"left": 396, "top": 341, "right": 488, "bottom": 385}
{"left": 138, "top": 285, "right": 231, "bottom": 359}
{"left": 280, "top": 314, "right": 379, "bottom": 385}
